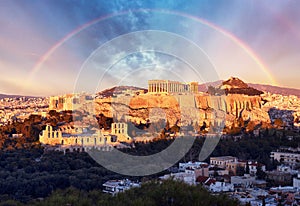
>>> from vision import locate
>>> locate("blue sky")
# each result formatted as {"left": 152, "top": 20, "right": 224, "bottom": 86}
{"left": 0, "top": 0, "right": 300, "bottom": 95}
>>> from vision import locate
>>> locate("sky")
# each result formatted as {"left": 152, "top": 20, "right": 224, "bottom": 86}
{"left": 0, "top": 0, "right": 300, "bottom": 96}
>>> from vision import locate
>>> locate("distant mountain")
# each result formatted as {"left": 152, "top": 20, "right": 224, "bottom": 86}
{"left": 97, "top": 86, "right": 147, "bottom": 97}
{"left": 198, "top": 80, "right": 222, "bottom": 92}
{"left": 0, "top": 93, "right": 38, "bottom": 99}
{"left": 248, "top": 83, "right": 300, "bottom": 97}
{"left": 198, "top": 77, "right": 300, "bottom": 97}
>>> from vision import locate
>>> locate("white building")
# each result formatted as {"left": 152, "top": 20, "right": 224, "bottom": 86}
{"left": 210, "top": 156, "right": 237, "bottom": 169}
{"left": 209, "top": 181, "right": 234, "bottom": 193}
{"left": 178, "top": 161, "right": 208, "bottom": 171}
{"left": 102, "top": 179, "right": 140, "bottom": 196}
{"left": 248, "top": 162, "right": 266, "bottom": 175}
{"left": 231, "top": 174, "right": 256, "bottom": 188}
{"left": 160, "top": 172, "right": 196, "bottom": 185}
{"left": 271, "top": 151, "right": 300, "bottom": 166}
{"left": 293, "top": 174, "right": 300, "bottom": 188}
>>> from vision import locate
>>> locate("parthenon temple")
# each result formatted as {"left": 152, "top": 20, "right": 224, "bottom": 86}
{"left": 148, "top": 80, "right": 199, "bottom": 94}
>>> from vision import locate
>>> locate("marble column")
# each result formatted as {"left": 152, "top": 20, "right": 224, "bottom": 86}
{"left": 167, "top": 82, "right": 169, "bottom": 93}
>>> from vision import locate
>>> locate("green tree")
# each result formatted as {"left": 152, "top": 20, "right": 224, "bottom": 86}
{"left": 236, "top": 166, "right": 245, "bottom": 176}
{"left": 274, "top": 118, "right": 284, "bottom": 128}
{"left": 256, "top": 164, "right": 266, "bottom": 180}
{"left": 245, "top": 162, "right": 250, "bottom": 174}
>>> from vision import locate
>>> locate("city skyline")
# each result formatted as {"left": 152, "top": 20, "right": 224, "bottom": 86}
{"left": 1, "top": 0, "right": 300, "bottom": 96}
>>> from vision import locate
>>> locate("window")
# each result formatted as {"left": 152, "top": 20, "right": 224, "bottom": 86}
{"left": 111, "top": 135, "right": 117, "bottom": 142}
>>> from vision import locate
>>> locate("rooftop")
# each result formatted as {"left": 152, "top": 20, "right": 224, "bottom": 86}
{"left": 210, "top": 156, "right": 237, "bottom": 161}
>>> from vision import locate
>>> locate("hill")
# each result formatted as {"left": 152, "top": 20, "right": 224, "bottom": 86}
{"left": 220, "top": 77, "right": 263, "bottom": 96}
{"left": 0, "top": 93, "right": 38, "bottom": 99}
{"left": 199, "top": 77, "right": 263, "bottom": 96}
{"left": 248, "top": 83, "right": 300, "bottom": 97}
{"left": 198, "top": 80, "right": 223, "bottom": 92}
{"left": 97, "top": 86, "right": 147, "bottom": 98}
{"left": 198, "top": 78, "right": 300, "bottom": 97}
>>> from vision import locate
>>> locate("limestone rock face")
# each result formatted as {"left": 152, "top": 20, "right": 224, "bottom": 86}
{"left": 95, "top": 95, "right": 181, "bottom": 126}
{"left": 93, "top": 93, "right": 269, "bottom": 127}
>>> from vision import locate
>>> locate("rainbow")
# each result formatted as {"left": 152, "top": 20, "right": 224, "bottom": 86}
{"left": 30, "top": 9, "right": 277, "bottom": 85}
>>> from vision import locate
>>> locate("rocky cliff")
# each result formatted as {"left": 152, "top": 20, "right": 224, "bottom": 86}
{"left": 94, "top": 92, "right": 269, "bottom": 128}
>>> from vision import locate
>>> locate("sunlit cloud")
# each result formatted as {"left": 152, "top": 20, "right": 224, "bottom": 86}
{"left": 1, "top": 1, "right": 300, "bottom": 95}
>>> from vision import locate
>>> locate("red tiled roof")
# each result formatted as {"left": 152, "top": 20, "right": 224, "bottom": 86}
{"left": 196, "top": 176, "right": 208, "bottom": 183}
{"left": 205, "top": 179, "right": 216, "bottom": 185}
{"left": 196, "top": 176, "right": 216, "bottom": 185}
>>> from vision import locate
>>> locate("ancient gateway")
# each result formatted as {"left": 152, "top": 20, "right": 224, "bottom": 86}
{"left": 39, "top": 123, "right": 132, "bottom": 152}
{"left": 148, "top": 80, "right": 199, "bottom": 94}
{"left": 48, "top": 93, "right": 94, "bottom": 112}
